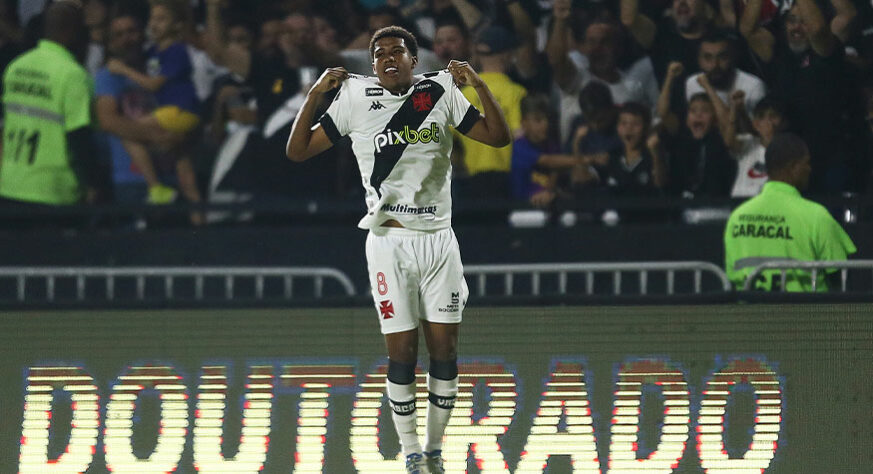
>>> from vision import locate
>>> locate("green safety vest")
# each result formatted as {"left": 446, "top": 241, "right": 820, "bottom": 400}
{"left": 724, "top": 181, "right": 857, "bottom": 291}
{"left": 1, "top": 40, "right": 93, "bottom": 205}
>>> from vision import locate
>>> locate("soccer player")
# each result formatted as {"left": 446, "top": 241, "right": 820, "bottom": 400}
{"left": 286, "top": 26, "right": 510, "bottom": 474}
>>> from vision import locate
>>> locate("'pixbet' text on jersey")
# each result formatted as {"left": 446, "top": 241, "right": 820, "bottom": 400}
{"left": 373, "top": 123, "right": 441, "bottom": 153}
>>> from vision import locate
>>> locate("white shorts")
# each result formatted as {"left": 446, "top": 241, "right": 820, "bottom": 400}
{"left": 365, "top": 226, "right": 468, "bottom": 334}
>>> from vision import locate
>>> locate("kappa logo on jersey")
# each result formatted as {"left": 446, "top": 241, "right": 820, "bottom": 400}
{"left": 368, "top": 101, "right": 385, "bottom": 111}
{"left": 365, "top": 87, "right": 384, "bottom": 96}
{"left": 412, "top": 92, "right": 433, "bottom": 112}
{"left": 379, "top": 300, "right": 395, "bottom": 319}
{"left": 373, "top": 123, "right": 441, "bottom": 153}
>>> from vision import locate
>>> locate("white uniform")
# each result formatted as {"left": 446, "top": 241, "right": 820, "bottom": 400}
{"left": 320, "top": 71, "right": 477, "bottom": 333}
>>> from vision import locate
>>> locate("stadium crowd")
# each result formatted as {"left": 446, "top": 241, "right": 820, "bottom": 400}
{"left": 1, "top": 0, "right": 872, "bottom": 226}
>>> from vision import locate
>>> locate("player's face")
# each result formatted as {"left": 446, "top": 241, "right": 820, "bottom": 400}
{"left": 372, "top": 36, "right": 417, "bottom": 92}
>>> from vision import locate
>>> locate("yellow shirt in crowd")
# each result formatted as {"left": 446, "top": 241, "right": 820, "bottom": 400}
{"left": 458, "top": 72, "right": 526, "bottom": 176}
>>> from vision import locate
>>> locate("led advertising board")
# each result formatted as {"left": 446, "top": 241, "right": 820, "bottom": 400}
{"left": 1, "top": 304, "right": 870, "bottom": 473}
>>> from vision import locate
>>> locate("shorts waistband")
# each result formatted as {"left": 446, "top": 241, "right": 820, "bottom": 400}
{"left": 369, "top": 226, "right": 448, "bottom": 237}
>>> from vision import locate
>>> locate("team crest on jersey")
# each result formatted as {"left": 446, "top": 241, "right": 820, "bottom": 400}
{"left": 365, "top": 87, "right": 384, "bottom": 96}
{"left": 373, "top": 123, "right": 441, "bottom": 153}
{"left": 412, "top": 92, "right": 433, "bottom": 112}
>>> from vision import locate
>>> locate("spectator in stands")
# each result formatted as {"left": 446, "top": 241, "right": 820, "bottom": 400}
{"left": 741, "top": 0, "right": 863, "bottom": 193}
{"left": 572, "top": 102, "right": 664, "bottom": 195}
{"left": 0, "top": 2, "right": 99, "bottom": 211}
{"left": 204, "top": 2, "right": 326, "bottom": 199}
{"left": 684, "top": 30, "right": 766, "bottom": 120}
{"left": 666, "top": 91, "right": 735, "bottom": 198}
{"left": 621, "top": 0, "right": 711, "bottom": 86}
{"left": 511, "top": 94, "right": 583, "bottom": 209}
{"left": 83, "top": 0, "right": 109, "bottom": 76}
{"left": 548, "top": 0, "right": 651, "bottom": 145}
{"left": 0, "top": 0, "right": 23, "bottom": 106}
{"left": 724, "top": 133, "right": 856, "bottom": 291}
{"left": 432, "top": 18, "right": 471, "bottom": 67}
{"left": 598, "top": 102, "right": 665, "bottom": 196}
{"left": 567, "top": 81, "right": 618, "bottom": 162}
{"left": 718, "top": 93, "right": 787, "bottom": 198}
{"left": 455, "top": 25, "right": 527, "bottom": 199}
{"left": 105, "top": 0, "right": 203, "bottom": 217}
{"left": 95, "top": 11, "right": 179, "bottom": 205}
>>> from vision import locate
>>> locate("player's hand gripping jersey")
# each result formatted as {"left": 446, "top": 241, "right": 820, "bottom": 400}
{"left": 319, "top": 71, "right": 480, "bottom": 230}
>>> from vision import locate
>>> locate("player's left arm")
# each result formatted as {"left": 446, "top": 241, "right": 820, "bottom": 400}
{"left": 447, "top": 60, "right": 511, "bottom": 148}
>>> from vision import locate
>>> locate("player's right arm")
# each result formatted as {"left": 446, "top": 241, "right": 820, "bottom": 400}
{"left": 286, "top": 67, "right": 348, "bottom": 162}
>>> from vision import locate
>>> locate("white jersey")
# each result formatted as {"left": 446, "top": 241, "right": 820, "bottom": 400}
{"left": 319, "top": 71, "right": 479, "bottom": 230}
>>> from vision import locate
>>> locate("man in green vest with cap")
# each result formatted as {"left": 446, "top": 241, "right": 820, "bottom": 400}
{"left": 724, "top": 132, "right": 856, "bottom": 291}
{"left": 0, "top": 0, "right": 99, "bottom": 208}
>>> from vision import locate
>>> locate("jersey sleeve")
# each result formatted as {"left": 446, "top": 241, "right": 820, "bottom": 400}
{"left": 64, "top": 69, "right": 93, "bottom": 131}
{"left": 318, "top": 80, "right": 352, "bottom": 144}
{"left": 447, "top": 76, "right": 480, "bottom": 135}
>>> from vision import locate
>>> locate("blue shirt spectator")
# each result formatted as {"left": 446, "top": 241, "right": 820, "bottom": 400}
{"left": 146, "top": 41, "right": 199, "bottom": 113}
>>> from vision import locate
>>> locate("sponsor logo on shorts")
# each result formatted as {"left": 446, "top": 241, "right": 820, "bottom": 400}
{"left": 439, "top": 292, "right": 460, "bottom": 313}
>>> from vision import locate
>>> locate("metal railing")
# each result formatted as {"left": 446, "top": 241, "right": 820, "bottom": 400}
{"left": 464, "top": 262, "right": 731, "bottom": 297}
{"left": 0, "top": 267, "right": 356, "bottom": 303}
{"left": 741, "top": 260, "right": 873, "bottom": 292}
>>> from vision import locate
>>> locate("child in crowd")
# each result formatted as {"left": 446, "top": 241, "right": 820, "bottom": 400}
{"left": 596, "top": 102, "right": 665, "bottom": 195}
{"left": 720, "top": 93, "right": 786, "bottom": 197}
{"left": 665, "top": 92, "right": 735, "bottom": 198}
{"left": 511, "top": 95, "right": 602, "bottom": 208}
{"left": 106, "top": 0, "right": 201, "bottom": 212}
{"left": 567, "top": 81, "right": 620, "bottom": 158}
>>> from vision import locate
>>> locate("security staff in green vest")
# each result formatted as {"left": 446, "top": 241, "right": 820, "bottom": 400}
{"left": 0, "top": 1, "right": 99, "bottom": 206}
{"left": 724, "top": 133, "right": 856, "bottom": 291}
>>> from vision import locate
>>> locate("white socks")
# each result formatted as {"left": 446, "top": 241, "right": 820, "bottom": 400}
{"left": 386, "top": 379, "right": 422, "bottom": 456}
{"left": 424, "top": 373, "right": 458, "bottom": 453}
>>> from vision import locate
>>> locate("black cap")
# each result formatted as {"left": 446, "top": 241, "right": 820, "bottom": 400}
{"left": 475, "top": 25, "right": 518, "bottom": 55}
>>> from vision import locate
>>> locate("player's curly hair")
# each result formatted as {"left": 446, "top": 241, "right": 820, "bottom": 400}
{"left": 369, "top": 26, "right": 418, "bottom": 61}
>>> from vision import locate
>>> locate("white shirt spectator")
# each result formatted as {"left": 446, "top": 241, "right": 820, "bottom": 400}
{"left": 730, "top": 134, "right": 769, "bottom": 197}
{"left": 685, "top": 70, "right": 767, "bottom": 115}
{"left": 187, "top": 45, "right": 228, "bottom": 102}
{"left": 560, "top": 52, "right": 651, "bottom": 144}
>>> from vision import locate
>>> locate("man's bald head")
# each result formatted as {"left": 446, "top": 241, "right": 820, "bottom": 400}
{"left": 44, "top": 0, "right": 88, "bottom": 57}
